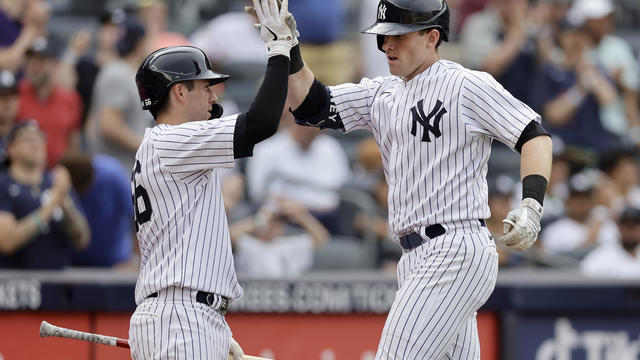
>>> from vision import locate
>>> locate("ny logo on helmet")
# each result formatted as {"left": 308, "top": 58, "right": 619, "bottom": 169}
{"left": 378, "top": 3, "right": 387, "bottom": 20}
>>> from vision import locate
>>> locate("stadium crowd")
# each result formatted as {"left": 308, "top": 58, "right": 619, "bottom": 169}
{"left": 0, "top": 0, "right": 639, "bottom": 278}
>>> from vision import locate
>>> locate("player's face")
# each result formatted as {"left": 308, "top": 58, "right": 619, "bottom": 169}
{"left": 186, "top": 79, "right": 218, "bottom": 121}
{"left": 380, "top": 30, "right": 436, "bottom": 81}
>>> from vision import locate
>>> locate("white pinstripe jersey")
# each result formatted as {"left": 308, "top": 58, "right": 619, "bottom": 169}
{"left": 329, "top": 60, "right": 540, "bottom": 236}
{"left": 131, "top": 115, "right": 243, "bottom": 305}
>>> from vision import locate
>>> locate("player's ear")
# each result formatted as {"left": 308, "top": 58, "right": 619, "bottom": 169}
{"left": 171, "top": 83, "right": 188, "bottom": 105}
{"left": 426, "top": 29, "right": 439, "bottom": 48}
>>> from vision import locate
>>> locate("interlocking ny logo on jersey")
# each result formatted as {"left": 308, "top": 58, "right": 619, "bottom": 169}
{"left": 378, "top": 3, "right": 387, "bottom": 20}
{"left": 410, "top": 99, "right": 447, "bottom": 142}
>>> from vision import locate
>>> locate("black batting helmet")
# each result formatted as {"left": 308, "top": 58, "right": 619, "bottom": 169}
{"left": 136, "top": 46, "right": 230, "bottom": 113}
{"left": 362, "top": 0, "right": 450, "bottom": 51}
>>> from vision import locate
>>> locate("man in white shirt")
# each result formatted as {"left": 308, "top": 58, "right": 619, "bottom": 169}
{"left": 581, "top": 207, "right": 640, "bottom": 278}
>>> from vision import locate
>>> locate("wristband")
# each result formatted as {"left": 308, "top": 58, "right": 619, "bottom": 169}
{"left": 289, "top": 44, "right": 303, "bottom": 74}
{"left": 31, "top": 212, "right": 48, "bottom": 233}
{"left": 522, "top": 174, "right": 548, "bottom": 205}
{"left": 267, "top": 40, "right": 291, "bottom": 59}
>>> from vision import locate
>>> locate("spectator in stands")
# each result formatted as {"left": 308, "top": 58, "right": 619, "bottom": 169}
{"left": 460, "top": 0, "right": 541, "bottom": 103}
{"left": 0, "top": 0, "right": 48, "bottom": 72}
{"left": 540, "top": 172, "right": 617, "bottom": 258}
{"left": 230, "top": 197, "right": 329, "bottom": 278}
{"left": 59, "top": 151, "right": 135, "bottom": 268}
{"left": 246, "top": 114, "right": 350, "bottom": 233}
{"left": 17, "top": 36, "right": 83, "bottom": 169}
{"left": 350, "top": 136, "right": 384, "bottom": 193}
{"left": 86, "top": 18, "right": 154, "bottom": 170}
{"left": 289, "top": 0, "right": 354, "bottom": 85}
{"left": 529, "top": 17, "right": 617, "bottom": 157}
{"left": 75, "top": 8, "right": 124, "bottom": 125}
{"left": 541, "top": 141, "right": 572, "bottom": 224}
{"left": 0, "top": 121, "right": 89, "bottom": 269}
{"left": 571, "top": 0, "right": 640, "bottom": 140}
{"left": 220, "top": 169, "right": 251, "bottom": 222}
{"left": 190, "top": 2, "right": 266, "bottom": 65}
{"left": 0, "top": 70, "right": 18, "bottom": 153}
{"left": 596, "top": 146, "right": 640, "bottom": 213}
{"left": 581, "top": 206, "right": 640, "bottom": 278}
{"left": 137, "top": 0, "right": 189, "bottom": 51}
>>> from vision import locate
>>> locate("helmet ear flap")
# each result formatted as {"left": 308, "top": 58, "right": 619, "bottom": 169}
{"left": 377, "top": 35, "right": 385, "bottom": 52}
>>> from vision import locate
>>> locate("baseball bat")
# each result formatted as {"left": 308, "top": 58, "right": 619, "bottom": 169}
{"left": 39, "top": 321, "right": 271, "bottom": 359}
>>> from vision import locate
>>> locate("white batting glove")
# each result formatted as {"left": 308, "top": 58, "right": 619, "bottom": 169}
{"left": 499, "top": 198, "right": 543, "bottom": 251}
{"left": 252, "top": 0, "right": 293, "bottom": 58}
{"left": 229, "top": 337, "right": 245, "bottom": 360}
{"left": 285, "top": 12, "right": 299, "bottom": 47}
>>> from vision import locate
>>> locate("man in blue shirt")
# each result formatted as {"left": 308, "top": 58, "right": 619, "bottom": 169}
{"left": 0, "top": 121, "right": 89, "bottom": 269}
{"left": 60, "top": 152, "right": 135, "bottom": 267}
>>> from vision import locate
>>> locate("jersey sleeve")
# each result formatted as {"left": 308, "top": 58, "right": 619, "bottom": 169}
{"left": 459, "top": 71, "right": 541, "bottom": 150}
{"left": 328, "top": 76, "right": 391, "bottom": 133}
{"left": 151, "top": 115, "right": 238, "bottom": 180}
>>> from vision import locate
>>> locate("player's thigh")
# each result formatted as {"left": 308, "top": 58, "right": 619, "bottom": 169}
{"left": 442, "top": 312, "right": 481, "bottom": 360}
{"left": 130, "top": 301, "right": 231, "bottom": 360}
{"left": 377, "top": 232, "right": 498, "bottom": 360}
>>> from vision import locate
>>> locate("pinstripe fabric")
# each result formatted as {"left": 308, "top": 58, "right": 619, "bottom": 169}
{"left": 132, "top": 116, "right": 243, "bottom": 305}
{"left": 324, "top": 59, "right": 529, "bottom": 359}
{"left": 376, "top": 225, "right": 498, "bottom": 359}
{"left": 129, "top": 288, "right": 231, "bottom": 360}
{"left": 130, "top": 115, "right": 243, "bottom": 359}
{"left": 329, "top": 60, "right": 540, "bottom": 237}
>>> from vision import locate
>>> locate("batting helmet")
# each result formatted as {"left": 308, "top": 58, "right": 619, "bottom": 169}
{"left": 362, "top": 0, "right": 450, "bottom": 51}
{"left": 136, "top": 46, "right": 230, "bottom": 113}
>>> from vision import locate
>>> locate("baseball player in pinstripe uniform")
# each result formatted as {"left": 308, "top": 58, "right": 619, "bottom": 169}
{"left": 282, "top": 0, "right": 552, "bottom": 358}
{"left": 128, "top": 1, "right": 295, "bottom": 358}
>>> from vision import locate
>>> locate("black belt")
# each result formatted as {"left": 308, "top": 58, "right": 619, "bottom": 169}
{"left": 147, "top": 291, "right": 229, "bottom": 315}
{"left": 399, "top": 219, "right": 486, "bottom": 251}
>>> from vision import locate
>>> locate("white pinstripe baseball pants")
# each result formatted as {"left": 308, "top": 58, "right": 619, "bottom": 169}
{"left": 129, "top": 287, "right": 231, "bottom": 360}
{"left": 376, "top": 223, "right": 499, "bottom": 360}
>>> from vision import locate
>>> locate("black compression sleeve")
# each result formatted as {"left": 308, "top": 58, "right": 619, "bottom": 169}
{"left": 289, "top": 44, "right": 303, "bottom": 74}
{"left": 292, "top": 79, "right": 328, "bottom": 118}
{"left": 233, "top": 55, "right": 290, "bottom": 158}
{"left": 515, "top": 121, "right": 550, "bottom": 153}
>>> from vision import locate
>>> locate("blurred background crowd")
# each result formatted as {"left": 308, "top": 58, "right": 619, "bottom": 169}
{"left": 0, "top": 0, "right": 639, "bottom": 279}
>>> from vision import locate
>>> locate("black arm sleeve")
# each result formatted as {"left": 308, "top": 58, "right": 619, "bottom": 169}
{"left": 233, "top": 55, "right": 290, "bottom": 159}
{"left": 515, "top": 120, "right": 550, "bottom": 153}
{"left": 291, "top": 79, "right": 344, "bottom": 130}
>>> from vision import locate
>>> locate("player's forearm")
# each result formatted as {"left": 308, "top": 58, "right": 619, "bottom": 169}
{"left": 520, "top": 135, "right": 552, "bottom": 180}
{"left": 287, "top": 64, "right": 315, "bottom": 111}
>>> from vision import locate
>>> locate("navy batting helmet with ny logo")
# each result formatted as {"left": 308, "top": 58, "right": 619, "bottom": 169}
{"left": 362, "top": 0, "right": 450, "bottom": 51}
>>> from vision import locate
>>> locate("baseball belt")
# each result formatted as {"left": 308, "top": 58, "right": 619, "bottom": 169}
{"left": 399, "top": 219, "right": 486, "bottom": 251}
{"left": 147, "top": 291, "right": 229, "bottom": 315}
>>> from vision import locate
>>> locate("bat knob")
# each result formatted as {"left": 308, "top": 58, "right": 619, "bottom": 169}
{"left": 39, "top": 321, "right": 49, "bottom": 337}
